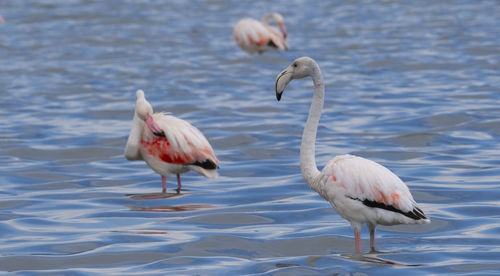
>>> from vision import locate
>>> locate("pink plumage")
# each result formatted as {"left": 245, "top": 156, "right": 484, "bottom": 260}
{"left": 321, "top": 154, "right": 429, "bottom": 225}
{"left": 276, "top": 57, "right": 429, "bottom": 254}
{"left": 233, "top": 13, "right": 288, "bottom": 54}
{"left": 125, "top": 90, "right": 219, "bottom": 193}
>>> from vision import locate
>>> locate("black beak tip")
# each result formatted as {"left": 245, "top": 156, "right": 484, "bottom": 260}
{"left": 276, "top": 92, "right": 282, "bottom": 101}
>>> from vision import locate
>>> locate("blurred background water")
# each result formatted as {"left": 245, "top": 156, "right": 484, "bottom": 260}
{"left": 1, "top": 0, "right": 499, "bottom": 274}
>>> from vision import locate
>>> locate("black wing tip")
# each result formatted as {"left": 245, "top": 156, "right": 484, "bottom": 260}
{"left": 190, "top": 159, "right": 218, "bottom": 170}
{"left": 267, "top": 39, "right": 278, "bottom": 49}
{"left": 410, "top": 206, "right": 428, "bottom": 220}
{"left": 350, "top": 196, "right": 428, "bottom": 221}
{"left": 153, "top": 131, "right": 166, "bottom": 137}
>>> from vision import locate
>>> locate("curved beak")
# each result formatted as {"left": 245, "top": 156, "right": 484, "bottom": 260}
{"left": 275, "top": 67, "right": 292, "bottom": 101}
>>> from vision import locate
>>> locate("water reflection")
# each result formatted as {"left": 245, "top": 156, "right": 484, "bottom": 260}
{"left": 1, "top": 0, "right": 499, "bottom": 274}
{"left": 128, "top": 204, "right": 215, "bottom": 213}
{"left": 341, "top": 252, "right": 422, "bottom": 267}
{"left": 126, "top": 192, "right": 187, "bottom": 200}
{"left": 130, "top": 231, "right": 168, "bottom": 235}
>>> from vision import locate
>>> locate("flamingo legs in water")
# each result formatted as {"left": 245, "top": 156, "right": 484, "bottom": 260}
{"left": 176, "top": 174, "right": 182, "bottom": 194}
{"left": 354, "top": 231, "right": 361, "bottom": 254}
{"left": 160, "top": 174, "right": 182, "bottom": 194}
{"left": 354, "top": 226, "right": 376, "bottom": 254}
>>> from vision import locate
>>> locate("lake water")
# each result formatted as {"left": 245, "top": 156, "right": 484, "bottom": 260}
{"left": 1, "top": 0, "right": 499, "bottom": 275}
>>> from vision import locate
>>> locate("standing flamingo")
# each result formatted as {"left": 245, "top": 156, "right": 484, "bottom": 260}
{"left": 125, "top": 90, "right": 219, "bottom": 194}
{"left": 275, "top": 57, "right": 430, "bottom": 254}
{"left": 233, "top": 13, "right": 288, "bottom": 54}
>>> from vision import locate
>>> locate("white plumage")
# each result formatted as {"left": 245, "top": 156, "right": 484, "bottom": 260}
{"left": 275, "top": 57, "right": 429, "bottom": 254}
{"left": 125, "top": 90, "right": 219, "bottom": 193}
{"left": 233, "top": 13, "right": 288, "bottom": 54}
{"left": 320, "top": 155, "right": 429, "bottom": 226}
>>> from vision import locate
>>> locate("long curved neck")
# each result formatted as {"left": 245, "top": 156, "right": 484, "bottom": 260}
{"left": 301, "top": 65, "right": 324, "bottom": 187}
{"left": 262, "top": 14, "right": 274, "bottom": 25}
{"left": 124, "top": 113, "right": 144, "bottom": 161}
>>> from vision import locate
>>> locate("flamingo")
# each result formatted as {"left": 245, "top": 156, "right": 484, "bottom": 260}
{"left": 275, "top": 57, "right": 430, "bottom": 254}
{"left": 233, "top": 13, "right": 288, "bottom": 54}
{"left": 125, "top": 90, "right": 219, "bottom": 194}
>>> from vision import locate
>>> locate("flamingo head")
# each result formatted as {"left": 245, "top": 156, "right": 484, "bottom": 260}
{"left": 275, "top": 57, "right": 318, "bottom": 101}
{"left": 264, "top": 13, "right": 287, "bottom": 38}
{"left": 135, "top": 89, "right": 153, "bottom": 121}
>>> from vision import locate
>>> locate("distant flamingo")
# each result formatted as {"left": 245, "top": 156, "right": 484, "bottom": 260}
{"left": 275, "top": 57, "right": 430, "bottom": 254}
{"left": 125, "top": 90, "right": 219, "bottom": 194}
{"left": 233, "top": 13, "right": 288, "bottom": 54}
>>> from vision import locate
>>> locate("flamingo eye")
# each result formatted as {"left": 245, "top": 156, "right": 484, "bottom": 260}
{"left": 293, "top": 63, "right": 297, "bottom": 68}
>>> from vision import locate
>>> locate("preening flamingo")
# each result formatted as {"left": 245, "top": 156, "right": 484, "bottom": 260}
{"left": 233, "top": 13, "right": 288, "bottom": 54}
{"left": 125, "top": 90, "right": 219, "bottom": 194}
{"left": 275, "top": 57, "right": 430, "bottom": 254}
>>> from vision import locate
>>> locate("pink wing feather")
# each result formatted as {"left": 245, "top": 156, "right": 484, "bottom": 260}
{"left": 266, "top": 25, "right": 287, "bottom": 50}
{"left": 233, "top": 18, "right": 271, "bottom": 49}
{"left": 140, "top": 113, "right": 218, "bottom": 168}
{"left": 323, "top": 154, "right": 417, "bottom": 213}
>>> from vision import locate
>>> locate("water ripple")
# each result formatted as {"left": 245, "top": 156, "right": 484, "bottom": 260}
{"left": 1, "top": 0, "right": 499, "bottom": 274}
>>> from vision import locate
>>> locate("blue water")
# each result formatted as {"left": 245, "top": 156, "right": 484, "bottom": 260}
{"left": 1, "top": 0, "right": 500, "bottom": 274}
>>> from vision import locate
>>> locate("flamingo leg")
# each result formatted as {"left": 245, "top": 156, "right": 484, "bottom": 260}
{"left": 354, "top": 231, "right": 362, "bottom": 254}
{"left": 162, "top": 176, "right": 166, "bottom": 193}
{"left": 176, "top": 174, "right": 181, "bottom": 194}
{"left": 370, "top": 228, "right": 376, "bottom": 252}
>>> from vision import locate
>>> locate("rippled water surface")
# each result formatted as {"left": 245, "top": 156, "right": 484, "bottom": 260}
{"left": 1, "top": 0, "right": 500, "bottom": 274}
